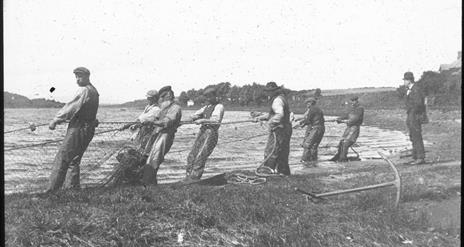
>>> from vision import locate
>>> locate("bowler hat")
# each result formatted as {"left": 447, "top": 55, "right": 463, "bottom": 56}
{"left": 73, "top": 67, "right": 90, "bottom": 75}
{"left": 146, "top": 90, "right": 159, "bottom": 98}
{"left": 159, "top": 86, "right": 172, "bottom": 95}
{"left": 264, "top": 82, "right": 282, "bottom": 91}
{"left": 403, "top": 72, "right": 414, "bottom": 81}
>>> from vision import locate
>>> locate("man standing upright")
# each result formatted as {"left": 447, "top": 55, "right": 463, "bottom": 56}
{"left": 121, "top": 90, "right": 161, "bottom": 162}
{"left": 253, "top": 82, "right": 292, "bottom": 175}
{"left": 47, "top": 67, "right": 99, "bottom": 192}
{"left": 295, "top": 97, "right": 325, "bottom": 166}
{"left": 141, "top": 86, "right": 182, "bottom": 185}
{"left": 403, "top": 72, "right": 426, "bottom": 165}
{"left": 329, "top": 96, "right": 364, "bottom": 162}
{"left": 184, "top": 86, "right": 225, "bottom": 181}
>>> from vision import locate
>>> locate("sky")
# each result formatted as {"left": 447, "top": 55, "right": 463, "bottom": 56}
{"left": 4, "top": 0, "right": 462, "bottom": 104}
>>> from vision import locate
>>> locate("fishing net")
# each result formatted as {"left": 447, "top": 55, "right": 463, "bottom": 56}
{"left": 3, "top": 120, "right": 271, "bottom": 193}
{"left": 4, "top": 122, "right": 134, "bottom": 193}
{"left": 4, "top": 116, "right": 357, "bottom": 194}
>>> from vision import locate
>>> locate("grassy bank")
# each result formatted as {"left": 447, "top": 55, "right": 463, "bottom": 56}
{"left": 5, "top": 109, "right": 461, "bottom": 246}
{"left": 5, "top": 163, "right": 461, "bottom": 246}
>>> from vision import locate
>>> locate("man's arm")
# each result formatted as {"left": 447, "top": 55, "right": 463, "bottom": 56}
{"left": 297, "top": 109, "right": 311, "bottom": 126}
{"left": 346, "top": 107, "right": 364, "bottom": 126}
{"left": 49, "top": 88, "right": 87, "bottom": 129}
{"left": 194, "top": 104, "right": 224, "bottom": 124}
{"left": 268, "top": 97, "right": 284, "bottom": 129}
{"left": 138, "top": 106, "right": 161, "bottom": 124}
{"left": 188, "top": 106, "right": 206, "bottom": 122}
{"left": 153, "top": 104, "right": 182, "bottom": 129}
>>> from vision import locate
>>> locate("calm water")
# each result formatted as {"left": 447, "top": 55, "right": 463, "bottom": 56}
{"left": 4, "top": 107, "right": 416, "bottom": 194}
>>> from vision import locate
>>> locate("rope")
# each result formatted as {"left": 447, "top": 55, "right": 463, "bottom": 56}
{"left": 4, "top": 127, "right": 122, "bottom": 152}
{"left": 350, "top": 146, "right": 360, "bottom": 159}
{"left": 255, "top": 131, "right": 283, "bottom": 177}
{"left": 3, "top": 119, "right": 256, "bottom": 135}
{"left": 169, "top": 131, "right": 269, "bottom": 153}
{"left": 3, "top": 123, "right": 49, "bottom": 134}
{"left": 227, "top": 173, "right": 267, "bottom": 185}
{"left": 179, "top": 119, "right": 255, "bottom": 126}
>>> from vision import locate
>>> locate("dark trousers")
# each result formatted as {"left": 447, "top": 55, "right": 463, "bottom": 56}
{"left": 141, "top": 132, "right": 176, "bottom": 185}
{"left": 263, "top": 124, "right": 292, "bottom": 175}
{"left": 406, "top": 112, "right": 425, "bottom": 159}
{"left": 330, "top": 140, "right": 355, "bottom": 162}
{"left": 186, "top": 128, "right": 219, "bottom": 179}
{"left": 301, "top": 126, "right": 325, "bottom": 162}
{"left": 48, "top": 124, "right": 95, "bottom": 191}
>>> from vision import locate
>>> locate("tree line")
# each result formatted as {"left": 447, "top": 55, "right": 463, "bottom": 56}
{"left": 396, "top": 68, "right": 461, "bottom": 106}
{"left": 177, "top": 82, "right": 321, "bottom": 107}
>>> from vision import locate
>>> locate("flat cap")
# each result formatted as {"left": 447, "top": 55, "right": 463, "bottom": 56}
{"left": 264, "top": 81, "right": 282, "bottom": 91}
{"left": 403, "top": 72, "right": 414, "bottom": 81}
{"left": 159, "top": 85, "right": 172, "bottom": 95}
{"left": 202, "top": 86, "right": 217, "bottom": 95}
{"left": 146, "top": 90, "right": 159, "bottom": 98}
{"left": 73, "top": 67, "right": 90, "bottom": 75}
{"left": 350, "top": 96, "right": 359, "bottom": 101}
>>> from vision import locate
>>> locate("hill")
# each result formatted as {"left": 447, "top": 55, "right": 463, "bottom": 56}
{"left": 320, "top": 87, "right": 396, "bottom": 96}
{"left": 4, "top": 92, "right": 65, "bottom": 108}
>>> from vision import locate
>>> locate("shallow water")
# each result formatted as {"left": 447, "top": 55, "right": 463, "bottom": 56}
{"left": 4, "top": 108, "right": 427, "bottom": 194}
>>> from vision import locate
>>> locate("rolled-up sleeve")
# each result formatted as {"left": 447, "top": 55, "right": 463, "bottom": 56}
{"left": 269, "top": 97, "right": 284, "bottom": 127}
{"left": 300, "top": 109, "right": 311, "bottom": 125}
{"left": 210, "top": 104, "right": 224, "bottom": 123}
{"left": 191, "top": 106, "right": 206, "bottom": 120}
{"left": 138, "top": 106, "right": 161, "bottom": 124}
{"left": 53, "top": 87, "right": 88, "bottom": 122}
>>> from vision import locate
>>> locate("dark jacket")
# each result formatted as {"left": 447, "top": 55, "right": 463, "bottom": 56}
{"left": 405, "top": 84, "right": 426, "bottom": 115}
{"left": 338, "top": 104, "right": 364, "bottom": 127}
{"left": 301, "top": 106, "right": 325, "bottom": 128}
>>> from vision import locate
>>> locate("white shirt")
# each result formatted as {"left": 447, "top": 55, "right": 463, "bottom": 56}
{"left": 137, "top": 104, "right": 161, "bottom": 124}
{"left": 406, "top": 83, "right": 414, "bottom": 96}
{"left": 54, "top": 86, "right": 92, "bottom": 122}
{"left": 269, "top": 96, "right": 285, "bottom": 125}
{"left": 193, "top": 103, "right": 225, "bottom": 123}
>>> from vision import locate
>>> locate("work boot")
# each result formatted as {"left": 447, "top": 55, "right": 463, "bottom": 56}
{"left": 338, "top": 140, "right": 353, "bottom": 162}
{"left": 329, "top": 141, "right": 343, "bottom": 161}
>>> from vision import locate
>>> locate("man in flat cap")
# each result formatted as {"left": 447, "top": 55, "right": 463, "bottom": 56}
{"left": 183, "top": 86, "right": 225, "bottom": 181}
{"left": 253, "top": 82, "right": 292, "bottom": 175}
{"left": 121, "top": 90, "right": 161, "bottom": 162}
{"left": 47, "top": 67, "right": 99, "bottom": 192}
{"left": 329, "top": 96, "right": 364, "bottom": 162}
{"left": 403, "top": 72, "right": 426, "bottom": 165}
{"left": 140, "top": 85, "right": 182, "bottom": 185}
{"left": 294, "top": 96, "right": 325, "bottom": 166}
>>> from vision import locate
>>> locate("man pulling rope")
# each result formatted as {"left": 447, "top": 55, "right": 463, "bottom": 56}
{"left": 183, "top": 86, "right": 225, "bottom": 182}
{"left": 46, "top": 67, "right": 99, "bottom": 193}
{"left": 253, "top": 82, "right": 292, "bottom": 176}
